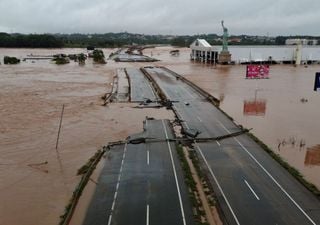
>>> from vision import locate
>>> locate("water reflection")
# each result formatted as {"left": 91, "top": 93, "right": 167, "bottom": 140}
{"left": 305, "top": 145, "right": 320, "bottom": 166}
{"left": 243, "top": 89, "right": 267, "bottom": 116}
{"left": 243, "top": 99, "right": 267, "bottom": 116}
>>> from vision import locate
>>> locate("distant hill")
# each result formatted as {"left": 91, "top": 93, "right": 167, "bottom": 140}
{"left": 1, "top": 32, "right": 319, "bottom": 48}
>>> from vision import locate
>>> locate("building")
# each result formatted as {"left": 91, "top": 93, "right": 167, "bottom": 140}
{"left": 228, "top": 38, "right": 242, "bottom": 43}
{"left": 308, "top": 39, "right": 318, "bottom": 45}
{"left": 190, "top": 39, "right": 219, "bottom": 63}
{"left": 285, "top": 39, "right": 318, "bottom": 46}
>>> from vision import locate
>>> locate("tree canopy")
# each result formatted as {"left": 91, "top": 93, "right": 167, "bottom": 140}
{"left": 0, "top": 33, "right": 64, "bottom": 48}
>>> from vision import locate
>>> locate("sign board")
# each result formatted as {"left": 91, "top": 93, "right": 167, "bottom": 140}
{"left": 246, "top": 65, "right": 270, "bottom": 79}
{"left": 243, "top": 100, "right": 266, "bottom": 116}
{"left": 314, "top": 73, "right": 320, "bottom": 91}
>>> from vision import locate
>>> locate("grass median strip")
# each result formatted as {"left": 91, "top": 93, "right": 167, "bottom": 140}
{"left": 176, "top": 143, "right": 222, "bottom": 225}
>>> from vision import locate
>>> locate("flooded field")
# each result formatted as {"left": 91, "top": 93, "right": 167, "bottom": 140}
{"left": 146, "top": 47, "right": 320, "bottom": 189}
{"left": 0, "top": 47, "right": 319, "bottom": 225}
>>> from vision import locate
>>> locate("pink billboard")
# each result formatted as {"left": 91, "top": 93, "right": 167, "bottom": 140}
{"left": 246, "top": 65, "right": 270, "bottom": 79}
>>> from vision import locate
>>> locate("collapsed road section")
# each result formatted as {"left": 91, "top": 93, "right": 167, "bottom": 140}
{"left": 142, "top": 66, "right": 320, "bottom": 225}
{"left": 125, "top": 68, "right": 158, "bottom": 102}
{"left": 82, "top": 119, "right": 196, "bottom": 225}
{"left": 110, "top": 47, "right": 158, "bottom": 62}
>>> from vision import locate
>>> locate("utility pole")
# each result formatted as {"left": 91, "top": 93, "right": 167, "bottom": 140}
{"left": 55, "top": 104, "right": 65, "bottom": 150}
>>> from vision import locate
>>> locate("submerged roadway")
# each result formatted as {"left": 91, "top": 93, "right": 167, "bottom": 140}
{"left": 144, "top": 66, "right": 320, "bottom": 225}
{"left": 125, "top": 68, "right": 158, "bottom": 102}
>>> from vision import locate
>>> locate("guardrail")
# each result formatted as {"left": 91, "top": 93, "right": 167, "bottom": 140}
{"left": 140, "top": 67, "right": 168, "bottom": 101}
{"left": 159, "top": 66, "right": 220, "bottom": 107}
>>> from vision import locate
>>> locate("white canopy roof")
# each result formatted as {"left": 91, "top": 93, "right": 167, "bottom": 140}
{"left": 190, "top": 39, "right": 216, "bottom": 51}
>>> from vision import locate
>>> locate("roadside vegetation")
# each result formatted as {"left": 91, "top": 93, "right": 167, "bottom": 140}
{"left": 176, "top": 144, "right": 207, "bottom": 224}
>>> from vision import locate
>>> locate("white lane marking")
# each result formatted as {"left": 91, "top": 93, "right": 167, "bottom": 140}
{"left": 111, "top": 197, "right": 116, "bottom": 211}
{"left": 196, "top": 144, "right": 241, "bottom": 225}
{"left": 217, "top": 120, "right": 230, "bottom": 134}
{"left": 107, "top": 144, "right": 127, "bottom": 225}
{"left": 116, "top": 182, "right": 120, "bottom": 191}
{"left": 161, "top": 120, "right": 187, "bottom": 225}
{"left": 107, "top": 215, "right": 112, "bottom": 225}
{"left": 197, "top": 116, "right": 202, "bottom": 122}
{"left": 217, "top": 120, "right": 316, "bottom": 225}
{"left": 146, "top": 204, "right": 150, "bottom": 225}
{"left": 147, "top": 150, "right": 150, "bottom": 165}
{"left": 244, "top": 180, "right": 260, "bottom": 200}
{"left": 216, "top": 140, "right": 221, "bottom": 146}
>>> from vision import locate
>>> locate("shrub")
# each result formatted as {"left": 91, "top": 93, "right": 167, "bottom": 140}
{"left": 4, "top": 56, "right": 20, "bottom": 64}
{"left": 93, "top": 49, "right": 106, "bottom": 64}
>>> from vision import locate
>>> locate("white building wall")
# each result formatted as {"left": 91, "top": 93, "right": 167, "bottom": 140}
{"left": 211, "top": 46, "right": 320, "bottom": 63}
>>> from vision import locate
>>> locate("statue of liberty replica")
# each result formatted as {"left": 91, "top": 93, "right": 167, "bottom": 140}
{"left": 218, "top": 20, "right": 232, "bottom": 64}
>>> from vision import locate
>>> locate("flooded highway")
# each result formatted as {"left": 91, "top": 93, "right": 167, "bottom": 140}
{"left": 144, "top": 47, "right": 320, "bottom": 189}
{"left": 143, "top": 66, "right": 320, "bottom": 225}
{"left": 0, "top": 47, "right": 319, "bottom": 225}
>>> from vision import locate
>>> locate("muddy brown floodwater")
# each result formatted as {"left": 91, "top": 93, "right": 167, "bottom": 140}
{"left": 0, "top": 48, "right": 174, "bottom": 225}
{"left": 1, "top": 47, "right": 319, "bottom": 225}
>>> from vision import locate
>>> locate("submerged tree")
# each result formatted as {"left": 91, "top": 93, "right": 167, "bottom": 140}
{"left": 78, "top": 53, "right": 86, "bottom": 65}
{"left": 92, "top": 49, "right": 106, "bottom": 64}
{"left": 3, "top": 56, "right": 20, "bottom": 64}
{"left": 52, "top": 54, "right": 70, "bottom": 65}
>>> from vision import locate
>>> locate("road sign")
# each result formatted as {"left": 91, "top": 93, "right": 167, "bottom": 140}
{"left": 314, "top": 73, "right": 320, "bottom": 91}
{"left": 246, "top": 65, "right": 270, "bottom": 79}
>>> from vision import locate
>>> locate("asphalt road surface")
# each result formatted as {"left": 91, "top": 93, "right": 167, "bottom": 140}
{"left": 82, "top": 119, "right": 195, "bottom": 225}
{"left": 126, "top": 68, "right": 158, "bottom": 102}
{"left": 115, "top": 68, "right": 129, "bottom": 102}
{"left": 144, "top": 66, "right": 320, "bottom": 225}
